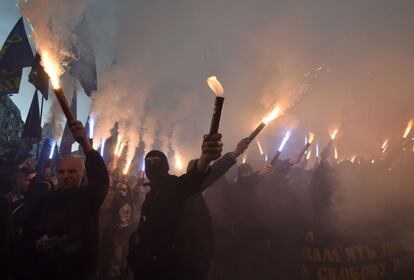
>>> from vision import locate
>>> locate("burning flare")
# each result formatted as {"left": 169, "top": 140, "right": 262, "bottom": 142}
{"left": 49, "top": 140, "right": 56, "bottom": 159}
{"left": 316, "top": 144, "right": 320, "bottom": 158}
{"left": 381, "top": 139, "right": 389, "bottom": 153}
{"left": 175, "top": 154, "right": 184, "bottom": 171}
{"left": 40, "top": 51, "right": 62, "bottom": 89}
{"left": 114, "top": 135, "right": 122, "bottom": 156}
{"left": 207, "top": 76, "right": 224, "bottom": 96}
{"left": 278, "top": 131, "right": 291, "bottom": 152}
{"left": 257, "top": 141, "right": 264, "bottom": 155}
{"left": 117, "top": 143, "right": 125, "bottom": 158}
{"left": 350, "top": 155, "right": 357, "bottom": 163}
{"left": 242, "top": 155, "right": 247, "bottom": 164}
{"left": 334, "top": 146, "right": 338, "bottom": 160}
{"left": 123, "top": 159, "right": 132, "bottom": 175}
{"left": 307, "top": 132, "right": 315, "bottom": 144}
{"left": 330, "top": 129, "right": 339, "bottom": 140}
{"left": 403, "top": 119, "right": 413, "bottom": 138}
{"left": 89, "top": 118, "right": 95, "bottom": 139}
{"left": 306, "top": 150, "right": 312, "bottom": 160}
{"left": 262, "top": 106, "right": 281, "bottom": 125}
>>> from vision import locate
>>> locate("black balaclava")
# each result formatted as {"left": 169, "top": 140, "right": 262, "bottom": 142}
{"left": 145, "top": 150, "right": 169, "bottom": 181}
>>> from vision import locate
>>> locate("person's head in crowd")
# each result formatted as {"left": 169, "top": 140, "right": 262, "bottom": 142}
{"left": 116, "top": 180, "right": 130, "bottom": 197}
{"left": 145, "top": 150, "right": 169, "bottom": 181}
{"left": 128, "top": 175, "right": 137, "bottom": 187}
{"left": 56, "top": 155, "right": 86, "bottom": 190}
{"left": 111, "top": 168, "right": 121, "bottom": 182}
{"left": 186, "top": 159, "right": 197, "bottom": 173}
{"left": 15, "top": 167, "right": 36, "bottom": 195}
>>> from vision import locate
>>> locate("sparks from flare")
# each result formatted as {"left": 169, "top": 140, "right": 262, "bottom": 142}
{"left": 40, "top": 51, "right": 62, "bottom": 89}
{"left": 262, "top": 106, "right": 281, "bottom": 125}
{"left": 257, "top": 141, "right": 264, "bottom": 155}
{"left": 403, "top": 119, "right": 413, "bottom": 138}
{"left": 207, "top": 76, "right": 224, "bottom": 96}
{"left": 278, "top": 131, "right": 291, "bottom": 152}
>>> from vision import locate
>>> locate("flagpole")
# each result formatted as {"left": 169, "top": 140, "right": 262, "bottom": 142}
{"left": 36, "top": 96, "right": 44, "bottom": 160}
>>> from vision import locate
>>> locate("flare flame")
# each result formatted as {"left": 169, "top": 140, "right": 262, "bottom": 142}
{"left": 207, "top": 76, "right": 224, "bottom": 96}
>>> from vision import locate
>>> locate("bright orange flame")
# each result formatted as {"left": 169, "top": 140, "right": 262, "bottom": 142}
{"left": 114, "top": 135, "right": 122, "bottom": 156}
{"left": 41, "top": 51, "right": 61, "bottom": 89}
{"left": 175, "top": 154, "right": 184, "bottom": 170}
{"left": 308, "top": 132, "right": 315, "bottom": 144}
{"left": 334, "top": 146, "right": 338, "bottom": 160}
{"left": 123, "top": 159, "right": 132, "bottom": 175}
{"left": 330, "top": 129, "right": 339, "bottom": 140}
{"left": 207, "top": 76, "right": 224, "bottom": 96}
{"left": 403, "top": 119, "right": 413, "bottom": 138}
{"left": 262, "top": 106, "right": 281, "bottom": 125}
{"left": 257, "top": 141, "right": 264, "bottom": 155}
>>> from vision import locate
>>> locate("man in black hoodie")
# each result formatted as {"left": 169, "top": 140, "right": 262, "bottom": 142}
{"left": 21, "top": 120, "right": 109, "bottom": 280}
{"left": 128, "top": 133, "right": 223, "bottom": 280}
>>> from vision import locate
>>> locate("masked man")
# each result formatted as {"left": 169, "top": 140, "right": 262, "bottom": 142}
{"left": 128, "top": 134, "right": 222, "bottom": 280}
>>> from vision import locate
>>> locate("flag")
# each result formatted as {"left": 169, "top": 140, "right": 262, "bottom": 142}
{"left": 29, "top": 53, "right": 49, "bottom": 100}
{"left": 22, "top": 90, "right": 42, "bottom": 141}
{"left": 0, "top": 18, "right": 34, "bottom": 96}
{"left": 60, "top": 88, "right": 77, "bottom": 156}
{"left": 36, "top": 137, "right": 57, "bottom": 175}
{"left": 69, "top": 17, "right": 97, "bottom": 96}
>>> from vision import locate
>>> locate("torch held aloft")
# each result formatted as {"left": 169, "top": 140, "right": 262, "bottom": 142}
{"left": 270, "top": 151, "right": 281, "bottom": 165}
{"left": 209, "top": 96, "right": 225, "bottom": 134}
{"left": 248, "top": 123, "right": 266, "bottom": 142}
{"left": 54, "top": 88, "right": 75, "bottom": 122}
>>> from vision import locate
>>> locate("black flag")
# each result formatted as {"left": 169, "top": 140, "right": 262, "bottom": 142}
{"left": 0, "top": 18, "right": 34, "bottom": 96}
{"left": 69, "top": 17, "right": 97, "bottom": 96}
{"left": 29, "top": 53, "right": 49, "bottom": 100}
{"left": 60, "top": 88, "right": 78, "bottom": 156}
{"left": 22, "top": 90, "right": 42, "bottom": 140}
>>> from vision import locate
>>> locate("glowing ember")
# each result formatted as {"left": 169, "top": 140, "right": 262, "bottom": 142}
{"left": 403, "top": 119, "right": 413, "bottom": 138}
{"left": 308, "top": 132, "right": 315, "bottom": 144}
{"left": 330, "top": 129, "right": 339, "bottom": 140}
{"left": 41, "top": 51, "right": 62, "bottom": 89}
{"left": 175, "top": 154, "right": 184, "bottom": 170}
{"left": 207, "top": 76, "right": 224, "bottom": 96}
{"left": 262, "top": 106, "right": 281, "bottom": 125}
{"left": 278, "top": 131, "right": 291, "bottom": 152}
{"left": 257, "top": 141, "right": 264, "bottom": 155}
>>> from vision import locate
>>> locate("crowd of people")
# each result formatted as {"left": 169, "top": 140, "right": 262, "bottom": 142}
{"left": 1, "top": 118, "right": 414, "bottom": 280}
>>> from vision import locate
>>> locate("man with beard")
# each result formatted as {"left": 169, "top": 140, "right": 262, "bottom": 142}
{"left": 20, "top": 120, "right": 109, "bottom": 280}
{"left": 128, "top": 133, "right": 223, "bottom": 280}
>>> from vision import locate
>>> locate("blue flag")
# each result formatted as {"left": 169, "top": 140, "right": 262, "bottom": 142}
{"left": 69, "top": 17, "right": 97, "bottom": 96}
{"left": 29, "top": 53, "right": 49, "bottom": 100}
{"left": 0, "top": 18, "right": 34, "bottom": 96}
{"left": 60, "top": 89, "right": 77, "bottom": 156}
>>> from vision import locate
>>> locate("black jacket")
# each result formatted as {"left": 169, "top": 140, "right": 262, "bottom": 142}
{"left": 21, "top": 150, "right": 109, "bottom": 280}
{"left": 174, "top": 152, "right": 237, "bottom": 261}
